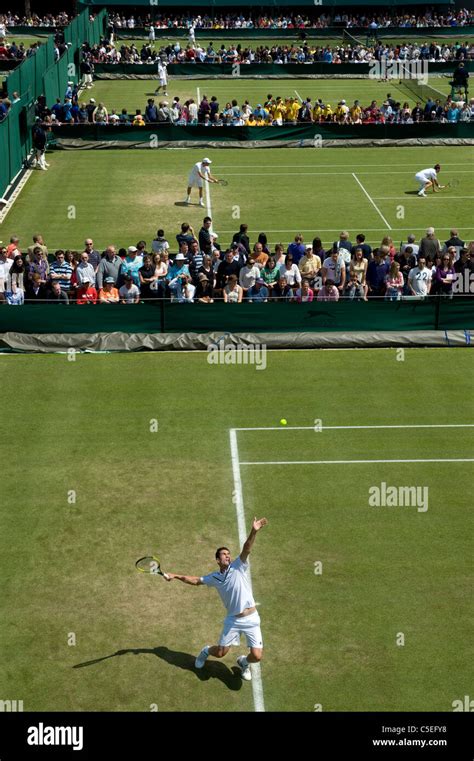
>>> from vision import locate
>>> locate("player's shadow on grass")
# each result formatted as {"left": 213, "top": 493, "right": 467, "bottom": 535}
{"left": 73, "top": 647, "right": 242, "bottom": 691}
{"left": 405, "top": 190, "right": 422, "bottom": 195}
{"left": 174, "top": 201, "right": 195, "bottom": 207}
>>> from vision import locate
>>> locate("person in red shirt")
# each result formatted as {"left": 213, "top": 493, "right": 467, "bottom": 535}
{"left": 76, "top": 278, "right": 97, "bottom": 304}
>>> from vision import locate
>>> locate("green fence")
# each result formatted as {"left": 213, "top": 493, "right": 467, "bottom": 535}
{"left": 0, "top": 298, "right": 472, "bottom": 336}
{"left": 1, "top": 9, "right": 107, "bottom": 198}
{"left": 50, "top": 121, "right": 474, "bottom": 145}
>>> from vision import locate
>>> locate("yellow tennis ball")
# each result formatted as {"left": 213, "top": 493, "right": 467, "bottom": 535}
{"left": 280, "top": 419, "right": 287, "bottom": 426}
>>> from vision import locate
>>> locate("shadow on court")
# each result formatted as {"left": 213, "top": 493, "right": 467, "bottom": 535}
{"left": 405, "top": 190, "right": 422, "bottom": 195}
{"left": 73, "top": 646, "right": 243, "bottom": 691}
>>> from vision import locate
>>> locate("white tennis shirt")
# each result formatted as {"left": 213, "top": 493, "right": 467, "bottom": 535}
{"left": 201, "top": 556, "right": 255, "bottom": 616}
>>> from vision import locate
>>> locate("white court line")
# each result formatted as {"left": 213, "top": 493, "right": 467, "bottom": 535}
{"left": 352, "top": 173, "right": 391, "bottom": 229}
{"left": 197, "top": 85, "right": 201, "bottom": 103}
{"left": 234, "top": 424, "right": 474, "bottom": 431}
{"left": 217, "top": 170, "right": 474, "bottom": 178}
{"left": 229, "top": 429, "right": 265, "bottom": 713}
{"left": 294, "top": 89, "right": 303, "bottom": 102}
{"left": 205, "top": 175, "right": 213, "bottom": 226}
{"left": 240, "top": 459, "right": 474, "bottom": 465}
{"left": 213, "top": 163, "right": 472, "bottom": 169}
{"left": 373, "top": 196, "right": 474, "bottom": 200}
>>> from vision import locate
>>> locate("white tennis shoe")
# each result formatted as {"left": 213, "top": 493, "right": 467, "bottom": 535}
{"left": 195, "top": 645, "right": 210, "bottom": 669}
{"left": 237, "top": 656, "right": 252, "bottom": 681}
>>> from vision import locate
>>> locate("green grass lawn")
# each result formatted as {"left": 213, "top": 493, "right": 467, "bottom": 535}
{"left": 2, "top": 145, "right": 472, "bottom": 252}
{"left": 85, "top": 76, "right": 451, "bottom": 115}
{"left": 0, "top": 349, "right": 472, "bottom": 711}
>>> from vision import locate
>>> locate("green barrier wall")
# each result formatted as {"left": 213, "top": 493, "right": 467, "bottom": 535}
{"left": 0, "top": 298, "right": 472, "bottom": 335}
{"left": 0, "top": 94, "right": 33, "bottom": 195}
{"left": 50, "top": 121, "right": 474, "bottom": 143}
{"left": 80, "top": 0, "right": 454, "bottom": 7}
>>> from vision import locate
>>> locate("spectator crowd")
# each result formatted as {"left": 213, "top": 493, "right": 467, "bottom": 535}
{"left": 0, "top": 224, "right": 472, "bottom": 306}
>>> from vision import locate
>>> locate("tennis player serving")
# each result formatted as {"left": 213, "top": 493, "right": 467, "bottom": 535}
{"left": 185, "top": 157, "right": 218, "bottom": 207}
{"left": 165, "top": 516, "right": 268, "bottom": 681}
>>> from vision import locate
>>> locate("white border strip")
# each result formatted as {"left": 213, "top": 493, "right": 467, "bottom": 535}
{"left": 234, "top": 424, "right": 474, "bottom": 432}
{"left": 240, "top": 458, "right": 474, "bottom": 465}
{"left": 229, "top": 428, "right": 265, "bottom": 713}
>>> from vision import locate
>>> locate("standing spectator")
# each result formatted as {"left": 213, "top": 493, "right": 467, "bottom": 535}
{"left": 145, "top": 98, "right": 159, "bottom": 123}
{"left": 231, "top": 223, "right": 251, "bottom": 256}
{"left": 349, "top": 248, "right": 368, "bottom": 300}
{"left": 419, "top": 227, "right": 441, "bottom": 260}
{"left": 121, "top": 245, "right": 143, "bottom": 286}
{"left": 119, "top": 274, "right": 140, "bottom": 303}
{"left": 287, "top": 234, "right": 306, "bottom": 266}
{"left": 176, "top": 222, "right": 196, "bottom": 248}
{"left": 216, "top": 250, "right": 241, "bottom": 292}
{"left": 443, "top": 229, "right": 465, "bottom": 256}
{"left": 199, "top": 216, "right": 213, "bottom": 256}
{"left": 32, "top": 118, "right": 48, "bottom": 170}
{"left": 400, "top": 233, "right": 419, "bottom": 260}
{"left": 92, "top": 102, "right": 108, "bottom": 124}
{"left": 80, "top": 57, "right": 94, "bottom": 89}
{"left": 321, "top": 249, "right": 345, "bottom": 293}
{"left": 408, "top": 256, "right": 432, "bottom": 297}
{"left": 28, "top": 247, "right": 49, "bottom": 284}
{"left": 76, "top": 251, "right": 96, "bottom": 287}
{"left": 350, "top": 233, "right": 372, "bottom": 261}
{"left": 396, "top": 246, "right": 417, "bottom": 283}
{"left": 97, "top": 245, "right": 121, "bottom": 288}
{"left": 6, "top": 255, "right": 26, "bottom": 299}
{"left": 27, "top": 234, "right": 48, "bottom": 260}
{"left": 83, "top": 239, "right": 101, "bottom": 271}
{"left": 50, "top": 250, "right": 73, "bottom": 293}
{"left": 366, "top": 250, "right": 389, "bottom": 298}
{"left": 239, "top": 256, "right": 260, "bottom": 298}
{"left": 166, "top": 252, "right": 190, "bottom": 300}
{"left": 385, "top": 261, "right": 404, "bottom": 301}
{"left": 436, "top": 254, "right": 456, "bottom": 297}
{"left": 253, "top": 242, "right": 268, "bottom": 269}
{"left": 6, "top": 236, "right": 21, "bottom": 259}
{"left": 151, "top": 229, "right": 169, "bottom": 256}
{"left": 138, "top": 254, "right": 157, "bottom": 300}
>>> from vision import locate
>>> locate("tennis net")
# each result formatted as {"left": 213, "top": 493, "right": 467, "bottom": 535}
{"left": 395, "top": 63, "right": 447, "bottom": 104}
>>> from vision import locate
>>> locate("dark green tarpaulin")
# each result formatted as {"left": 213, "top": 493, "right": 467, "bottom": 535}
{"left": 0, "top": 299, "right": 472, "bottom": 335}
{"left": 50, "top": 121, "right": 474, "bottom": 145}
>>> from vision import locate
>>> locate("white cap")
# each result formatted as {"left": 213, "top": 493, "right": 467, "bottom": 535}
{"left": 202, "top": 157, "right": 212, "bottom": 164}
{"left": 128, "top": 245, "right": 138, "bottom": 253}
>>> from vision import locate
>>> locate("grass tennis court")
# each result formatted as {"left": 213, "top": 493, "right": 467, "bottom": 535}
{"left": 2, "top": 145, "right": 473, "bottom": 251}
{"left": 1, "top": 349, "right": 472, "bottom": 711}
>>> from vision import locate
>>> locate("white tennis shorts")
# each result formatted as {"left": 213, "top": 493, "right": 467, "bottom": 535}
{"left": 219, "top": 611, "right": 263, "bottom": 648}
{"left": 188, "top": 174, "right": 203, "bottom": 188}
{"left": 415, "top": 172, "right": 429, "bottom": 186}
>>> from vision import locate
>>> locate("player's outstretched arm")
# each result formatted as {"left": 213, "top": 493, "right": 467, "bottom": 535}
{"left": 240, "top": 517, "right": 268, "bottom": 563}
{"left": 165, "top": 573, "right": 203, "bottom": 586}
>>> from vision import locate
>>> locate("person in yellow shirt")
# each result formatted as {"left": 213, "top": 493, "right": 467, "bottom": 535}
{"left": 322, "top": 103, "right": 333, "bottom": 121}
{"left": 312, "top": 103, "right": 323, "bottom": 122}
{"left": 289, "top": 98, "right": 301, "bottom": 123}
{"left": 133, "top": 110, "right": 145, "bottom": 126}
{"left": 246, "top": 114, "right": 258, "bottom": 126}
{"left": 349, "top": 100, "right": 363, "bottom": 124}
{"left": 272, "top": 97, "right": 286, "bottom": 125}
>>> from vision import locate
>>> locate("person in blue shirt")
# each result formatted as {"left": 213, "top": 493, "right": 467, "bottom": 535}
{"left": 62, "top": 98, "right": 73, "bottom": 123}
{"left": 145, "top": 99, "right": 159, "bottom": 123}
{"left": 367, "top": 249, "right": 390, "bottom": 298}
{"left": 447, "top": 105, "right": 460, "bottom": 123}
{"left": 51, "top": 99, "right": 63, "bottom": 122}
{"left": 166, "top": 253, "right": 191, "bottom": 299}
{"left": 120, "top": 246, "right": 143, "bottom": 286}
{"left": 247, "top": 279, "right": 269, "bottom": 303}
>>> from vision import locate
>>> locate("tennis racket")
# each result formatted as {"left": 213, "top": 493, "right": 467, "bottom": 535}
{"left": 445, "top": 179, "right": 460, "bottom": 189}
{"left": 215, "top": 178, "right": 228, "bottom": 187}
{"left": 135, "top": 556, "right": 170, "bottom": 579}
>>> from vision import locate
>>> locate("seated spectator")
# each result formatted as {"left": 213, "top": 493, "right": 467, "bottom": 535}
{"left": 98, "top": 277, "right": 120, "bottom": 303}
{"left": 317, "top": 279, "right": 339, "bottom": 302}
{"left": 261, "top": 257, "right": 279, "bottom": 298}
{"left": 239, "top": 256, "right": 260, "bottom": 297}
{"left": 47, "top": 281, "right": 69, "bottom": 304}
{"left": 321, "top": 248, "right": 345, "bottom": 293}
{"left": 133, "top": 109, "right": 145, "bottom": 126}
{"left": 385, "top": 261, "right": 404, "bottom": 301}
{"left": 195, "top": 272, "right": 214, "bottom": 303}
{"left": 295, "top": 279, "right": 314, "bottom": 303}
{"left": 176, "top": 273, "right": 196, "bottom": 303}
{"left": 346, "top": 272, "right": 365, "bottom": 301}
{"left": 223, "top": 274, "right": 243, "bottom": 303}
{"left": 139, "top": 254, "right": 158, "bottom": 299}
{"left": 119, "top": 274, "right": 140, "bottom": 303}
{"left": 25, "top": 272, "right": 48, "bottom": 302}
{"left": 272, "top": 275, "right": 293, "bottom": 302}
{"left": 247, "top": 278, "right": 269, "bottom": 303}
{"left": 367, "top": 249, "right": 389, "bottom": 298}
{"left": 76, "top": 278, "right": 98, "bottom": 304}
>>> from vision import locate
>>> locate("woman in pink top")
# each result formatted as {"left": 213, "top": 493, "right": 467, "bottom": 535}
{"left": 385, "top": 261, "right": 404, "bottom": 301}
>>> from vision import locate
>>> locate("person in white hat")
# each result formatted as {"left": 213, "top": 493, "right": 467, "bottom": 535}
{"left": 185, "top": 158, "right": 218, "bottom": 207}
